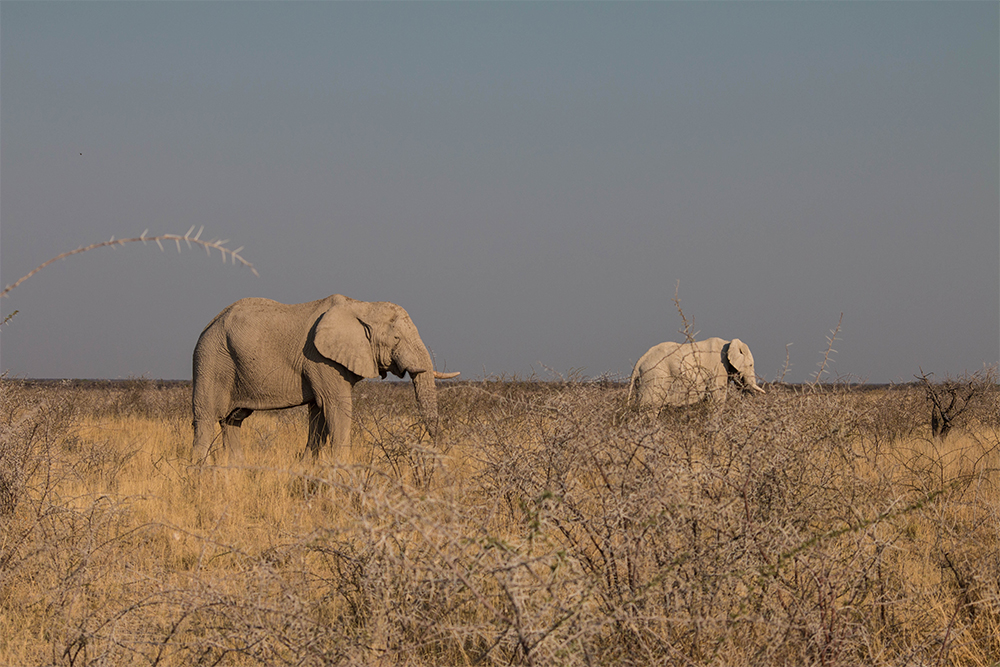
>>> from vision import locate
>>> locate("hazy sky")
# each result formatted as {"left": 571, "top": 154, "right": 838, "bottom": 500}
{"left": 2, "top": 2, "right": 997, "bottom": 383}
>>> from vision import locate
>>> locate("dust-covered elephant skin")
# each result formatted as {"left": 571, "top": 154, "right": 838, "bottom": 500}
{"left": 191, "top": 294, "right": 458, "bottom": 463}
{"left": 628, "top": 337, "right": 764, "bottom": 411}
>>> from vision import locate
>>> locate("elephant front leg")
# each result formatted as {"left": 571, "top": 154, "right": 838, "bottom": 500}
{"left": 321, "top": 395, "right": 353, "bottom": 460}
{"left": 305, "top": 403, "right": 330, "bottom": 459}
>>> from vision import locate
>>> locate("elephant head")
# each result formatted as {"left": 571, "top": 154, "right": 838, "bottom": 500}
{"left": 313, "top": 296, "right": 457, "bottom": 439}
{"left": 722, "top": 338, "right": 764, "bottom": 395}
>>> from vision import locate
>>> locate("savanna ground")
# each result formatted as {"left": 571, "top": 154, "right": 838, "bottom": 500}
{"left": 1, "top": 375, "right": 999, "bottom": 666}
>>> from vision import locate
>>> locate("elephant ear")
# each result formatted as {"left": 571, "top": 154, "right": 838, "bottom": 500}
{"left": 313, "top": 305, "right": 379, "bottom": 379}
{"left": 726, "top": 338, "right": 750, "bottom": 373}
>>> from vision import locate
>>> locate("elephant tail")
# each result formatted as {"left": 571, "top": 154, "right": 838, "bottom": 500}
{"left": 627, "top": 364, "right": 640, "bottom": 404}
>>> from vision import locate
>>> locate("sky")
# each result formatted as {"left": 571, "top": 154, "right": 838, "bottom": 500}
{"left": 1, "top": 2, "right": 997, "bottom": 384}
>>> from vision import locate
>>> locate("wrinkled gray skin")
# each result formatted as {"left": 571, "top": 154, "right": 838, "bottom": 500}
{"left": 192, "top": 295, "right": 458, "bottom": 463}
{"left": 628, "top": 337, "right": 764, "bottom": 411}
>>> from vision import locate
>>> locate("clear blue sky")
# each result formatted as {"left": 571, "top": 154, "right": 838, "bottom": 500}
{"left": 2, "top": 2, "right": 997, "bottom": 383}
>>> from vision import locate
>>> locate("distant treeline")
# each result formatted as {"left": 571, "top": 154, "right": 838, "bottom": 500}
{"left": 4, "top": 377, "right": 942, "bottom": 393}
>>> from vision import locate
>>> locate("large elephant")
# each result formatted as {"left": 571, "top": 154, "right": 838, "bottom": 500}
{"left": 628, "top": 337, "right": 764, "bottom": 411}
{"left": 191, "top": 294, "right": 459, "bottom": 462}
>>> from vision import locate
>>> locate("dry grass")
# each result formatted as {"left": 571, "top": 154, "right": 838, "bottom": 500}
{"left": 1, "top": 377, "right": 999, "bottom": 666}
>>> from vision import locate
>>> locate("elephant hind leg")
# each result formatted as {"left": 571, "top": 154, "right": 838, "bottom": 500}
{"left": 220, "top": 408, "right": 253, "bottom": 464}
{"left": 192, "top": 419, "right": 219, "bottom": 463}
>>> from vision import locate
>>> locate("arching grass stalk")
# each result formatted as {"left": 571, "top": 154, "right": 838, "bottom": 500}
{"left": 1, "top": 226, "right": 257, "bottom": 299}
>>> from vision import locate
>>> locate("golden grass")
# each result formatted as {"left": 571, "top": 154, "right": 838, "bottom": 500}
{"left": 1, "top": 379, "right": 999, "bottom": 666}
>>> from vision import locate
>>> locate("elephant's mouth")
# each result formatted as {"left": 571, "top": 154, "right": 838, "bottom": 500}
{"left": 739, "top": 379, "right": 766, "bottom": 394}
{"left": 384, "top": 361, "right": 406, "bottom": 379}
{"left": 733, "top": 374, "right": 765, "bottom": 394}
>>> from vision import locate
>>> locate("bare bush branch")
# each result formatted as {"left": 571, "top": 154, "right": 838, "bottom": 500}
{"left": 917, "top": 366, "right": 996, "bottom": 440}
{"left": 809, "top": 313, "right": 843, "bottom": 390}
{"left": 673, "top": 281, "right": 698, "bottom": 343}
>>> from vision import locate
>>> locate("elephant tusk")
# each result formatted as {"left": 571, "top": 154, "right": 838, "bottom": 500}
{"left": 434, "top": 371, "right": 460, "bottom": 379}
{"left": 752, "top": 384, "right": 765, "bottom": 393}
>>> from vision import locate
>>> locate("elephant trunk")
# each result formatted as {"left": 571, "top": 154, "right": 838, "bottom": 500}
{"left": 411, "top": 369, "right": 440, "bottom": 441}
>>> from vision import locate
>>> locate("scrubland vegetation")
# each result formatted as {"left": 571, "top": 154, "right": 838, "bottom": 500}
{"left": 1, "top": 375, "right": 999, "bottom": 666}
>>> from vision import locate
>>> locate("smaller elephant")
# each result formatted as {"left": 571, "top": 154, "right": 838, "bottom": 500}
{"left": 191, "top": 294, "right": 459, "bottom": 463}
{"left": 628, "top": 337, "right": 764, "bottom": 411}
